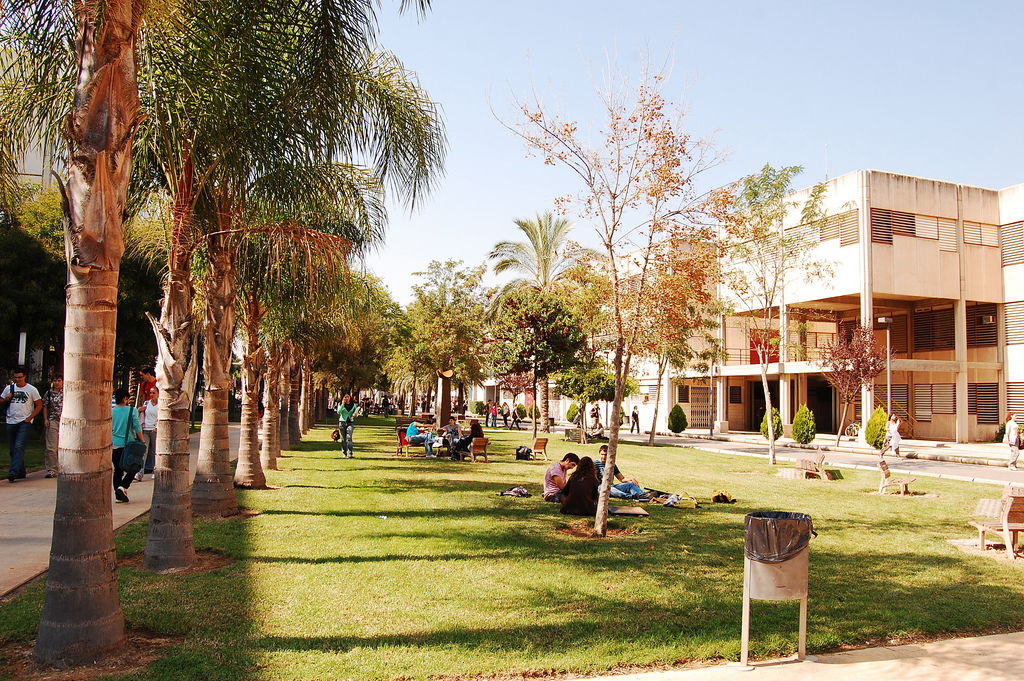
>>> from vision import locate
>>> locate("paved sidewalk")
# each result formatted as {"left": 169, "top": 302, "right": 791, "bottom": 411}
{"left": 1, "top": 425, "right": 239, "bottom": 597}
{"left": 579, "top": 631, "right": 1024, "bottom": 681}
{"left": 616, "top": 431, "right": 1024, "bottom": 487}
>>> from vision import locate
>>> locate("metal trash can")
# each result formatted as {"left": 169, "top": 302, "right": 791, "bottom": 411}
{"left": 739, "top": 511, "right": 815, "bottom": 666}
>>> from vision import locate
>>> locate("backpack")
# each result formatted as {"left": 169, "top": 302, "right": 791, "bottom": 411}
{"left": 515, "top": 446, "right": 533, "bottom": 460}
{"left": 499, "top": 485, "right": 531, "bottom": 497}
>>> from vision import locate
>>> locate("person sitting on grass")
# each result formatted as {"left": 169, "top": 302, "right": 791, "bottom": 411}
{"left": 406, "top": 417, "right": 437, "bottom": 457}
{"left": 542, "top": 452, "right": 580, "bottom": 502}
{"left": 596, "top": 445, "right": 645, "bottom": 499}
{"left": 452, "top": 419, "right": 484, "bottom": 460}
{"left": 561, "top": 456, "right": 599, "bottom": 516}
{"left": 441, "top": 416, "right": 461, "bottom": 457}
{"left": 587, "top": 415, "right": 606, "bottom": 440}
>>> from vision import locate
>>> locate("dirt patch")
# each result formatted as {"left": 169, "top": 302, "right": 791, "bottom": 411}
{"left": 948, "top": 538, "right": 1024, "bottom": 563}
{"left": 556, "top": 520, "right": 642, "bottom": 539}
{"left": 1, "top": 630, "right": 179, "bottom": 681}
{"left": 202, "top": 508, "right": 261, "bottom": 522}
{"left": 118, "top": 549, "right": 235, "bottom": 575}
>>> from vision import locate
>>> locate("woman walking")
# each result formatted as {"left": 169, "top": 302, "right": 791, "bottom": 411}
{"left": 879, "top": 414, "right": 902, "bottom": 458}
{"left": 111, "top": 388, "right": 143, "bottom": 503}
{"left": 337, "top": 394, "right": 362, "bottom": 458}
{"left": 1005, "top": 412, "right": 1020, "bottom": 471}
{"left": 501, "top": 402, "right": 510, "bottom": 429}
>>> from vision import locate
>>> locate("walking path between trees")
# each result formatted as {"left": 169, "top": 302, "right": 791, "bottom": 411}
{"left": 579, "top": 630, "right": 1024, "bottom": 681}
{"left": 615, "top": 431, "right": 1024, "bottom": 487}
{"left": 0, "top": 425, "right": 240, "bottom": 598}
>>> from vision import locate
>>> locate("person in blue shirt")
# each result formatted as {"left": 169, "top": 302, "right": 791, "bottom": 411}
{"left": 595, "top": 445, "right": 645, "bottom": 499}
{"left": 406, "top": 417, "right": 437, "bottom": 457}
{"left": 111, "top": 387, "right": 143, "bottom": 503}
{"left": 336, "top": 394, "right": 362, "bottom": 458}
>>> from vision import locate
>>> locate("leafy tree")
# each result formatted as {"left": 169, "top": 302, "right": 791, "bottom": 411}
{"left": 820, "top": 324, "right": 889, "bottom": 446}
{"left": 865, "top": 406, "right": 888, "bottom": 450}
{"left": 761, "top": 407, "right": 783, "bottom": 441}
{"left": 722, "top": 164, "right": 830, "bottom": 464}
{"left": 491, "top": 288, "right": 586, "bottom": 439}
{"left": 555, "top": 360, "right": 636, "bottom": 443}
{"left": 566, "top": 402, "right": 580, "bottom": 424}
{"left": 792, "top": 404, "right": 816, "bottom": 445}
{"left": 667, "top": 404, "right": 688, "bottom": 433}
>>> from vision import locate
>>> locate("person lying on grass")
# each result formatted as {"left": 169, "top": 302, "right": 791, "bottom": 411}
{"left": 543, "top": 453, "right": 580, "bottom": 502}
{"left": 596, "top": 445, "right": 646, "bottom": 499}
{"left": 561, "top": 456, "right": 599, "bottom": 516}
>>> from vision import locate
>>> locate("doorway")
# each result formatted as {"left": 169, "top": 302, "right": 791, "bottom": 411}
{"left": 806, "top": 375, "right": 834, "bottom": 434}
{"left": 748, "top": 380, "right": 778, "bottom": 432}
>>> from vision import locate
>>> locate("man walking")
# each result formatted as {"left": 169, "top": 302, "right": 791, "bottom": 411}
{"left": 42, "top": 375, "right": 64, "bottom": 478}
{"left": 630, "top": 406, "right": 640, "bottom": 434}
{"left": 137, "top": 385, "right": 159, "bottom": 480}
{"left": 2, "top": 368, "right": 42, "bottom": 482}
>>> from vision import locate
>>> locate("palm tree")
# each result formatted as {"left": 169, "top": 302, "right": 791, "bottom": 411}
{"left": 488, "top": 212, "right": 585, "bottom": 431}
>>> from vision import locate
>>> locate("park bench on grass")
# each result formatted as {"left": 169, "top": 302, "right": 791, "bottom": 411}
{"left": 469, "top": 437, "right": 489, "bottom": 463}
{"left": 969, "top": 487, "right": 1024, "bottom": 559}
{"left": 796, "top": 452, "right": 829, "bottom": 480}
{"left": 878, "top": 459, "right": 915, "bottom": 495}
{"left": 532, "top": 437, "right": 549, "bottom": 461}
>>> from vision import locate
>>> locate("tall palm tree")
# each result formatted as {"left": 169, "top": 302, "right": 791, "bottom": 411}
{"left": 488, "top": 211, "right": 584, "bottom": 431}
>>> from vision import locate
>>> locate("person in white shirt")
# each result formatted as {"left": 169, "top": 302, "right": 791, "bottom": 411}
{"left": 137, "top": 386, "right": 159, "bottom": 481}
{"left": 880, "top": 415, "right": 902, "bottom": 458}
{"left": 1004, "top": 412, "right": 1020, "bottom": 471}
{"left": 2, "top": 368, "right": 42, "bottom": 482}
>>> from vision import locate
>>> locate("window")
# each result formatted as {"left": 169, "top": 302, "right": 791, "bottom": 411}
{"left": 729, "top": 385, "right": 742, "bottom": 404}
{"left": 913, "top": 308, "right": 955, "bottom": 351}
{"left": 1002, "top": 221, "right": 1024, "bottom": 266}
{"left": 968, "top": 383, "right": 999, "bottom": 424}
{"left": 676, "top": 385, "right": 689, "bottom": 403}
{"left": 914, "top": 383, "right": 956, "bottom": 422}
{"left": 817, "top": 209, "right": 859, "bottom": 245}
{"left": 966, "top": 303, "right": 997, "bottom": 347}
{"left": 963, "top": 221, "right": 999, "bottom": 247}
{"left": 1006, "top": 302, "right": 1024, "bottom": 344}
{"left": 871, "top": 208, "right": 893, "bottom": 244}
{"left": 1008, "top": 383, "right": 1024, "bottom": 414}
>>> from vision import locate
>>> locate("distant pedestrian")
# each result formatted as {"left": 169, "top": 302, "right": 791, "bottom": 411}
{"left": 2, "top": 368, "right": 42, "bottom": 482}
{"left": 336, "top": 393, "right": 361, "bottom": 458}
{"left": 42, "top": 375, "right": 64, "bottom": 478}
{"left": 1005, "top": 412, "right": 1020, "bottom": 471}
{"left": 511, "top": 405, "right": 522, "bottom": 430}
{"left": 137, "top": 366, "right": 157, "bottom": 408}
{"left": 137, "top": 386, "right": 159, "bottom": 481}
{"left": 879, "top": 414, "right": 902, "bottom": 458}
{"left": 490, "top": 402, "right": 499, "bottom": 428}
{"left": 111, "top": 388, "right": 143, "bottom": 502}
{"left": 501, "top": 402, "right": 510, "bottom": 429}
{"left": 630, "top": 406, "right": 640, "bottom": 434}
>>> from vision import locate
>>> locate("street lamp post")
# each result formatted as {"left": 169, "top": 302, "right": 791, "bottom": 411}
{"left": 877, "top": 317, "right": 893, "bottom": 415}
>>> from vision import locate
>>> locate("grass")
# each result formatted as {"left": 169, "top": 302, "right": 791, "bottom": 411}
{"left": 2, "top": 414, "right": 1023, "bottom": 680}
{"left": 0, "top": 426, "right": 44, "bottom": 475}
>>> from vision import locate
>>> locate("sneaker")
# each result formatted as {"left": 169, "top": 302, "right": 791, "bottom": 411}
{"left": 6, "top": 475, "right": 14, "bottom": 483}
{"left": 115, "top": 487, "right": 129, "bottom": 503}
{"left": 1011, "top": 465, "right": 1019, "bottom": 471}
{"left": 134, "top": 472, "right": 143, "bottom": 482}
{"left": 45, "top": 470, "right": 54, "bottom": 479}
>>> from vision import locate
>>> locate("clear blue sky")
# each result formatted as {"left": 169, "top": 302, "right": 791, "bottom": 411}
{"left": 364, "top": 0, "right": 1024, "bottom": 303}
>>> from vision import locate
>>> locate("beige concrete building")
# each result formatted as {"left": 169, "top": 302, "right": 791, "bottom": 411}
{"left": 650, "top": 168, "right": 1024, "bottom": 444}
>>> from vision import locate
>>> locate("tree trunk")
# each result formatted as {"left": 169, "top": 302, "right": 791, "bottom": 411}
{"left": 647, "top": 354, "right": 669, "bottom": 445}
{"left": 288, "top": 355, "right": 301, "bottom": 446}
{"left": 261, "top": 346, "right": 282, "bottom": 471}
{"left": 531, "top": 372, "right": 539, "bottom": 441}
{"left": 233, "top": 315, "right": 267, "bottom": 488}
{"left": 410, "top": 384, "right": 418, "bottom": 417}
{"left": 298, "top": 360, "right": 311, "bottom": 434}
{"left": 760, "top": 366, "right": 776, "bottom": 465}
{"left": 192, "top": 232, "right": 238, "bottom": 517}
{"left": 36, "top": 3, "right": 144, "bottom": 663}
{"left": 594, "top": 344, "right": 628, "bottom": 536}
{"left": 836, "top": 398, "right": 849, "bottom": 447}
{"left": 540, "top": 378, "right": 550, "bottom": 432}
{"left": 277, "top": 345, "right": 291, "bottom": 453}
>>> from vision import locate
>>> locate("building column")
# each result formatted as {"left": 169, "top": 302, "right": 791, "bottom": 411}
{"left": 715, "top": 375, "right": 729, "bottom": 433}
{"left": 998, "top": 303, "right": 1008, "bottom": 423}
{"left": 858, "top": 171, "right": 874, "bottom": 441}
{"left": 954, "top": 299, "right": 969, "bottom": 443}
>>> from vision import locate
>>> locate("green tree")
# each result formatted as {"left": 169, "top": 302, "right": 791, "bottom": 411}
{"left": 555, "top": 360, "right": 636, "bottom": 443}
{"left": 761, "top": 407, "right": 783, "bottom": 441}
{"left": 792, "top": 404, "right": 817, "bottom": 445}
{"left": 667, "top": 404, "right": 688, "bottom": 434}
{"left": 865, "top": 406, "right": 888, "bottom": 450}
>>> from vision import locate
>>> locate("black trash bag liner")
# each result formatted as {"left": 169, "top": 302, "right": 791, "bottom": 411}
{"left": 744, "top": 511, "right": 816, "bottom": 564}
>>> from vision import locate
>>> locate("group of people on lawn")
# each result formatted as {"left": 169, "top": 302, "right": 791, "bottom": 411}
{"left": 542, "top": 445, "right": 646, "bottom": 516}
{"left": 404, "top": 415, "right": 484, "bottom": 459}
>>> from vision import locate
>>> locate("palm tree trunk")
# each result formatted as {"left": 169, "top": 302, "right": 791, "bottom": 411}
{"left": 539, "top": 378, "right": 550, "bottom": 432}
{"left": 298, "top": 360, "right": 310, "bottom": 434}
{"left": 35, "top": 2, "right": 144, "bottom": 663}
{"left": 289, "top": 356, "right": 301, "bottom": 445}
{"left": 233, "top": 317, "right": 267, "bottom": 489}
{"left": 648, "top": 354, "right": 668, "bottom": 445}
{"left": 277, "top": 345, "right": 291, "bottom": 453}
{"left": 261, "top": 346, "right": 282, "bottom": 470}
{"left": 192, "top": 232, "right": 238, "bottom": 517}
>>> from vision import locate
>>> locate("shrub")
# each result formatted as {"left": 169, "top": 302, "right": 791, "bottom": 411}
{"left": 865, "top": 406, "right": 888, "bottom": 450}
{"left": 995, "top": 422, "right": 1006, "bottom": 443}
{"left": 527, "top": 405, "right": 540, "bottom": 419}
{"left": 667, "top": 404, "right": 687, "bottom": 433}
{"left": 516, "top": 403, "right": 527, "bottom": 419}
{"left": 760, "top": 407, "right": 782, "bottom": 441}
{"left": 792, "top": 404, "right": 816, "bottom": 445}
{"left": 471, "top": 401, "right": 485, "bottom": 416}
{"left": 566, "top": 402, "right": 579, "bottom": 424}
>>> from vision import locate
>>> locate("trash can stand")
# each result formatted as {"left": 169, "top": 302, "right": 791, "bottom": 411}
{"left": 739, "top": 511, "right": 815, "bottom": 668}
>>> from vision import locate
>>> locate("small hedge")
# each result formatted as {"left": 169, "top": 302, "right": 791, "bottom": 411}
{"left": 566, "top": 403, "right": 579, "bottom": 424}
{"left": 471, "top": 401, "right": 485, "bottom": 416}
{"left": 760, "top": 407, "right": 782, "bottom": 441}
{"left": 792, "top": 404, "right": 816, "bottom": 445}
{"left": 865, "top": 406, "right": 888, "bottom": 450}
{"left": 516, "top": 403, "right": 527, "bottom": 419}
{"left": 668, "top": 404, "right": 687, "bottom": 433}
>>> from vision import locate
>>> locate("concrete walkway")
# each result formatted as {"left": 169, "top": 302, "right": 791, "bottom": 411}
{"left": 579, "top": 631, "right": 1024, "bottom": 681}
{"left": 0, "top": 425, "right": 240, "bottom": 597}
{"left": 616, "top": 431, "right": 1024, "bottom": 487}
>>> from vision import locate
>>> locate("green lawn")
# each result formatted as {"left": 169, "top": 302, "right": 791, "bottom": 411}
{"left": 2, "top": 415, "right": 1023, "bottom": 680}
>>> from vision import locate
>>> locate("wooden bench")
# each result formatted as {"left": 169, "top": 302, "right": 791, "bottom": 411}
{"left": 395, "top": 415, "right": 434, "bottom": 431}
{"left": 878, "top": 459, "right": 915, "bottom": 495}
{"left": 469, "top": 437, "right": 489, "bottom": 463}
{"left": 969, "top": 487, "right": 1024, "bottom": 559}
{"left": 532, "top": 437, "right": 549, "bottom": 461}
{"left": 796, "top": 452, "right": 828, "bottom": 480}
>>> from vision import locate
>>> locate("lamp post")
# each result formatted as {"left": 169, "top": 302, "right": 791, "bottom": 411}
{"left": 876, "top": 317, "right": 893, "bottom": 415}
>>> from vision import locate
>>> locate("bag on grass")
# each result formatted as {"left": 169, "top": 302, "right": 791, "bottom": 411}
{"left": 711, "top": 489, "right": 735, "bottom": 503}
{"left": 515, "top": 446, "right": 533, "bottom": 460}
{"left": 499, "top": 485, "right": 531, "bottom": 497}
